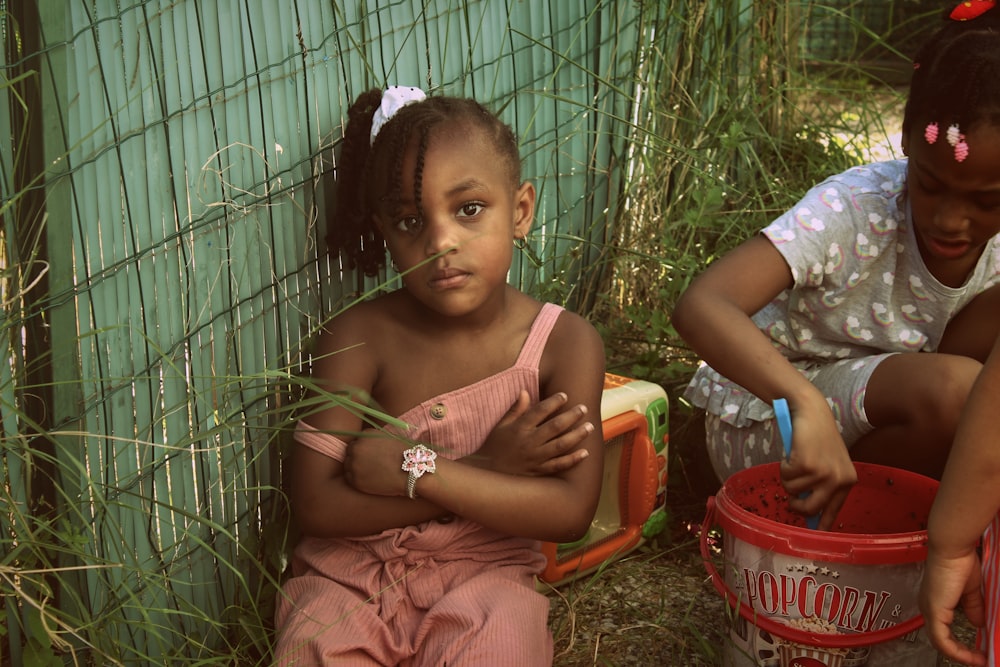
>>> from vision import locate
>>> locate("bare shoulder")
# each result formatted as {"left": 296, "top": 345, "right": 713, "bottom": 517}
{"left": 315, "top": 296, "right": 393, "bottom": 350}
{"left": 309, "top": 296, "right": 396, "bottom": 393}
{"left": 551, "top": 308, "right": 603, "bottom": 348}
{"left": 542, "top": 307, "right": 606, "bottom": 384}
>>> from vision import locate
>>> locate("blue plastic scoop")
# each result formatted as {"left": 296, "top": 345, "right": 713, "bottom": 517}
{"left": 773, "top": 398, "right": 820, "bottom": 530}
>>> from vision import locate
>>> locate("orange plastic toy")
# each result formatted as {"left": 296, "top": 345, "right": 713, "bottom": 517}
{"left": 539, "top": 373, "right": 669, "bottom": 586}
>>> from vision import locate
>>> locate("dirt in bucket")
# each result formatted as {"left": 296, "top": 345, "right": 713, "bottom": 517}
{"left": 731, "top": 463, "right": 934, "bottom": 534}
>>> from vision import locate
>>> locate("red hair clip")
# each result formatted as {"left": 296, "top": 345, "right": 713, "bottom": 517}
{"left": 950, "top": 0, "right": 996, "bottom": 20}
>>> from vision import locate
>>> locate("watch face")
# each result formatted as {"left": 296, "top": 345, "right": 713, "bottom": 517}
{"left": 402, "top": 444, "right": 437, "bottom": 475}
{"left": 403, "top": 444, "right": 437, "bottom": 498}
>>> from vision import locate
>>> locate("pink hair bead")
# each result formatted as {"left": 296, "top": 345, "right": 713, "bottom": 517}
{"left": 955, "top": 140, "right": 969, "bottom": 162}
{"left": 924, "top": 122, "right": 939, "bottom": 144}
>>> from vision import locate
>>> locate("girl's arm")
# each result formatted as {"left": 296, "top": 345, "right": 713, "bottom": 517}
{"left": 289, "top": 314, "right": 450, "bottom": 536}
{"left": 345, "top": 311, "right": 606, "bottom": 544}
{"left": 291, "top": 308, "right": 600, "bottom": 539}
{"left": 919, "top": 335, "right": 1000, "bottom": 666}
{"left": 671, "top": 235, "right": 857, "bottom": 529}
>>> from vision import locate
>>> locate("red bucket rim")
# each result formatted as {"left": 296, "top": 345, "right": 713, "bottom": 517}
{"left": 713, "top": 461, "right": 936, "bottom": 564}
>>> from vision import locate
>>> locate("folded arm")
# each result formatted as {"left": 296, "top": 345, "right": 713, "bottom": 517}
{"left": 290, "top": 308, "right": 605, "bottom": 542}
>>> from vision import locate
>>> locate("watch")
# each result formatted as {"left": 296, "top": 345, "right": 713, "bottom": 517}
{"left": 401, "top": 444, "right": 437, "bottom": 499}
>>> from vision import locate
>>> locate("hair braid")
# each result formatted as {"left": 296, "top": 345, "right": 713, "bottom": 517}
{"left": 412, "top": 126, "right": 430, "bottom": 225}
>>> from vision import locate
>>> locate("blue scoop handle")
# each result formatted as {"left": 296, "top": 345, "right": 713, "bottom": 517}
{"left": 773, "top": 398, "right": 820, "bottom": 529}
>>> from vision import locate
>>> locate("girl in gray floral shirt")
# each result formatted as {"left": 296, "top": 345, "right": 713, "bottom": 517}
{"left": 673, "top": 6, "right": 1000, "bottom": 531}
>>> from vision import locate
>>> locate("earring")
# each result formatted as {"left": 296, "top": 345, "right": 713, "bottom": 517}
{"left": 514, "top": 236, "right": 528, "bottom": 250}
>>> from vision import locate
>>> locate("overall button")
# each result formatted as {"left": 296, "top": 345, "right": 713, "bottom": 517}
{"left": 430, "top": 403, "right": 447, "bottom": 420}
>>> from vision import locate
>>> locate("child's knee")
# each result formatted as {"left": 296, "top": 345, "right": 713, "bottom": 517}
{"left": 914, "top": 355, "right": 982, "bottom": 436}
{"left": 417, "top": 580, "right": 551, "bottom": 667}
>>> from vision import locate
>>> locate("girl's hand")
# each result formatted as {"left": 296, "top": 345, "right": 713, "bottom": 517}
{"left": 919, "top": 547, "right": 986, "bottom": 666}
{"left": 342, "top": 429, "right": 410, "bottom": 497}
{"left": 779, "top": 396, "right": 857, "bottom": 531}
{"left": 472, "top": 390, "right": 594, "bottom": 476}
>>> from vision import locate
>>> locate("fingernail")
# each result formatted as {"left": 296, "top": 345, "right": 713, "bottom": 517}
{"left": 579, "top": 404, "right": 588, "bottom": 415}
{"left": 579, "top": 450, "right": 589, "bottom": 459}
{"left": 584, "top": 422, "right": 594, "bottom": 433}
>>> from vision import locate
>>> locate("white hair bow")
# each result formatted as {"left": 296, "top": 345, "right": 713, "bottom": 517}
{"left": 370, "top": 86, "right": 427, "bottom": 146}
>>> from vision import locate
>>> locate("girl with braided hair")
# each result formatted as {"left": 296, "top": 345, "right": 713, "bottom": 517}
{"left": 672, "top": 2, "right": 1000, "bottom": 532}
{"left": 273, "top": 86, "right": 605, "bottom": 666}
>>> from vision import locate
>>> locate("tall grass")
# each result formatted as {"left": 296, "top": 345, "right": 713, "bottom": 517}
{"left": 0, "top": 1, "right": 931, "bottom": 665}
{"left": 592, "top": 1, "right": 918, "bottom": 395}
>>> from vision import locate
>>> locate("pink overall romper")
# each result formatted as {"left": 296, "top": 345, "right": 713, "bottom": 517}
{"left": 274, "top": 303, "right": 565, "bottom": 666}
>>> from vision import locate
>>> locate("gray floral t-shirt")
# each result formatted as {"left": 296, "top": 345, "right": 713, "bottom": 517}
{"left": 685, "top": 159, "right": 1000, "bottom": 427}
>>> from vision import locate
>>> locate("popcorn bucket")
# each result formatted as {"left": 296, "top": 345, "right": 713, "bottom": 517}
{"left": 701, "top": 462, "right": 940, "bottom": 666}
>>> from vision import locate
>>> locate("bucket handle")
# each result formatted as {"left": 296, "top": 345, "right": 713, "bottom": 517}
{"left": 700, "top": 496, "right": 925, "bottom": 649}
